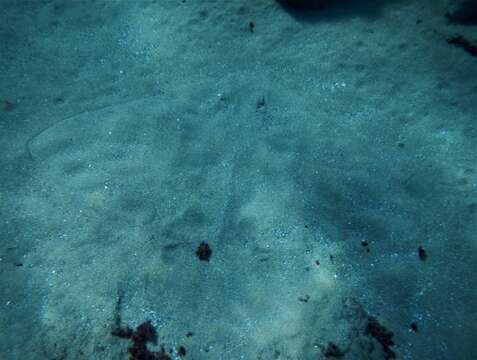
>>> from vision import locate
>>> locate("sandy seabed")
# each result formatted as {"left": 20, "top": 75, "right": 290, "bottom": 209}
{"left": 1, "top": 1, "right": 476, "bottom": 359}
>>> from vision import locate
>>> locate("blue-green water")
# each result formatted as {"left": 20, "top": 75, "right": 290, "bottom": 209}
{"left": 1, "top": 1, "right": 476, "bottom": 359}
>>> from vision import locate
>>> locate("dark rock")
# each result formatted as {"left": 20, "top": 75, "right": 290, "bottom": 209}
{"left": 177, "top": 345, "right": 186, "bottom": 356}
{"left": 196, "top": 241, "right": 212, "bottom": 261}
{"left": 418, "top": 246, "right": 428, "bottom": 261}
{"left": 365, "top": 316, "right": 396, "bottom": 359}
{"left": 410, "top": 322, "right": 419, "bottom": 332}
{"left": 256, "top": 96, "right": 266, "bottom": 110}
{"left": 112, "top": 321, "right": 172, "bottom": 360}
{"left": 133, "top": 321, "right": 157, "bottom": 344}
{"left": 276, "top": 0, "right": 326, "bottom": 10}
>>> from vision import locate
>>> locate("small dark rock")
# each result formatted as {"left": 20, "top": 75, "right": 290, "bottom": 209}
{"left": 256, "top": 96, "right": 266, "bottom": 110}
{"left": 196, "top": 241, "right": 212, "bottom": 261}
{"left": 177, "top": 346, "right": 186, "bottom": 356}
{"left": 418, "top": 246, "right": 427, "bottom": 261}
{"left": 410, "top": 322, "right": 419, "bottom": 332}
{"left": 276, "top": 0, "right": 325, "bottom": 10}
{"left": 112, "top": 321, "right": 172, "bottom": 360}
{"left": 133, "top": 321, "right": 157, "bottom": 344}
